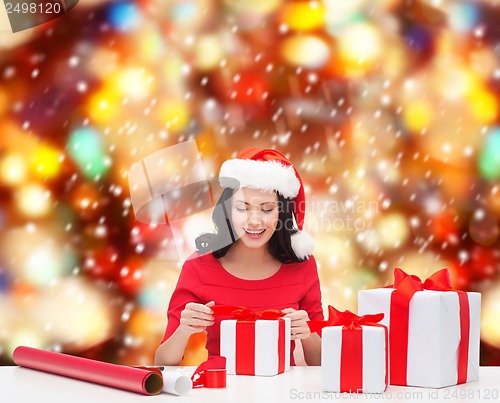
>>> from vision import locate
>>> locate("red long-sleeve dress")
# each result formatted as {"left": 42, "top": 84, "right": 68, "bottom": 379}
{"left": 161, "top": 252, "right": 323, "bottom": 365}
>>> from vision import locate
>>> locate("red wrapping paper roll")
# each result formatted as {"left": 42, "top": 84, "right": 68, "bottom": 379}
{"left": 12, "top": 346, "right": 163, "bottom": 395}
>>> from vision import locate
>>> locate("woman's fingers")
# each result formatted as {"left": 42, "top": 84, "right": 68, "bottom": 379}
{"left": 291, "top": 325, "right": 310, "bottom": 334}
{"left": 184, "top": 302, "right": 214, "bottom": 321}
{"left": 180, "top": 302, "right": 216, "bottom": 333}
{"left": 281, "top": 308, "right": 309, "bottom": 321}
{"left": 181, "top": 309, "right": 213, "bottom": 322}
{"left": 290, "top": 326, "right": 311, "bottom": 340}
{"left": 180, "top": 317, "right": 214, "bottom": 328}
{"left": 283, "top": 312, "right": 303, "bottom": 320}
{"left": 189, "top": 311, "right": 214, "bottom": 322}
{"left": 186, "top": 302, "right": 214, "bottom": 315}
{"left": 281, "top": 308, "right": 311, "bottom": 339}
{"left": 291, "top": 333, "right": 309, "bottom": 340}
{"left": 286, "top": 309, "right": 311, "bottom": 340}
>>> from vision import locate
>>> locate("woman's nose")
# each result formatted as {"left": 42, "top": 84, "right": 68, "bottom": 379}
{"left": 247, "top": 210, "right": 263, "bottom": 224}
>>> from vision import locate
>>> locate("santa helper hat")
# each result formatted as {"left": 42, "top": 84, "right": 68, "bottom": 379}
{"left": 219, "top": 147, "right": 315, "bottom": 259}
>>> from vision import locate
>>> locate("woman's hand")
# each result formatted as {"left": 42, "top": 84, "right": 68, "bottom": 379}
{"left": 281, "top": 308, "right": 311, "bottom": 340}
{"left": 179, "top": 301, "right": 215, "bottom": 335}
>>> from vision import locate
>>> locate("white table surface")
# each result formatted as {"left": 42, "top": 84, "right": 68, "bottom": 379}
{"left": 0, "top": 366, "right": 498, "bottom": 403}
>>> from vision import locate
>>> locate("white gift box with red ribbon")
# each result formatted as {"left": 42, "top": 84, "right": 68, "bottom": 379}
{"left": 220, "top": 318, "right": 291, "bottom": 376}
{"left": 308, "top": 306, "right": 388, "bottom": 393}
{"left": 358, "top": 268, "right": 481, "bottom": 388}
{"left": 322, "top": 325, "right": 387, "bottom": 393}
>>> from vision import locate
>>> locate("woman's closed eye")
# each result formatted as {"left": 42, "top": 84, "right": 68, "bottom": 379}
{"left": 237, "top": 208, "right": 275, "bottom": 213}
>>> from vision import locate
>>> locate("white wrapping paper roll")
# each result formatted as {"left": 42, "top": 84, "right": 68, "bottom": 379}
{"left": 162, "top": 370, "right": 192, "bottom": 396}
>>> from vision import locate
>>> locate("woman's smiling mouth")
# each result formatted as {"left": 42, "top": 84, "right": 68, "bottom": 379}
{"left": 243, "top": 228, "right": 266, "bottom": 238}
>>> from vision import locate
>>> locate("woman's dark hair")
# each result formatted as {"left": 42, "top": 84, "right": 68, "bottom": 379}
{"left": 195, "top": 187, "right": 306, "bottom": 263}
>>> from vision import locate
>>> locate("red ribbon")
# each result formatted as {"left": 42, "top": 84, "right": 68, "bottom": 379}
{"left": 236, "top": 321, "right": 255, "bottom": 375}
{"left": 308, "top": 306, "right": 388, "bottom": 393}
{"left": 213, "top": 305, "right": 286, "bottom": 375}
{"left": 191, "top": 356, "right": 226, "bottom": 388}
{"left": 308, "top": 305, "right": 384, "bottom": 333}
{"left": 389, "top": 268, "right": 470, "bottom": 386}
{"left": 278, "top": 318, "right": 285, "bottom": 374}
{"left": 212, "top": 305, "right": 284, "bottom": 321}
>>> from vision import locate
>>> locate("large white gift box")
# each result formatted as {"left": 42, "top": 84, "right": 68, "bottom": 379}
{"left": 358, "top": 268, "right": 481, "bottom": 388}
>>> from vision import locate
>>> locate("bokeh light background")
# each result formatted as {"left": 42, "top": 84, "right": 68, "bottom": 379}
{"left": 1, "top": 0, "right": 500, "bottom": 366}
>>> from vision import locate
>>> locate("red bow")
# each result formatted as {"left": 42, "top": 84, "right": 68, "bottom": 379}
{"left": 389, "top": 268, "right": 470, "bottom": 386}
{"left": 391, "top": 267, "right": 452, "bottom": 295}
{"left": 308, "top": 305, "right": 384, "bottom": 334}
{"left": 212, "top": 305, "right": 283, "bottom": 321}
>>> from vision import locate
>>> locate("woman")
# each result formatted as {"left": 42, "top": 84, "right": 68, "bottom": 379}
{"left": 155, "top": 147, "right": 323, "bottom": 366}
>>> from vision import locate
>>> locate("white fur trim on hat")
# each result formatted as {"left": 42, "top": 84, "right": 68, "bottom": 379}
{"left": 219, "top": 159, "right": 300, "bottom": 199}
{"left": 291, "top": 230, "right": 315, "bottom": 260}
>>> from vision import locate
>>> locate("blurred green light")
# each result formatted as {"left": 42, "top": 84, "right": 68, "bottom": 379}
{"left": 67, "top": 127, "right": 111, "bottom": 180}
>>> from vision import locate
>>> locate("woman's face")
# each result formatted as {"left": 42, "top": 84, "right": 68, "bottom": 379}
{"left": 230, "top": 187, "right": 279, "bottom": 250}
